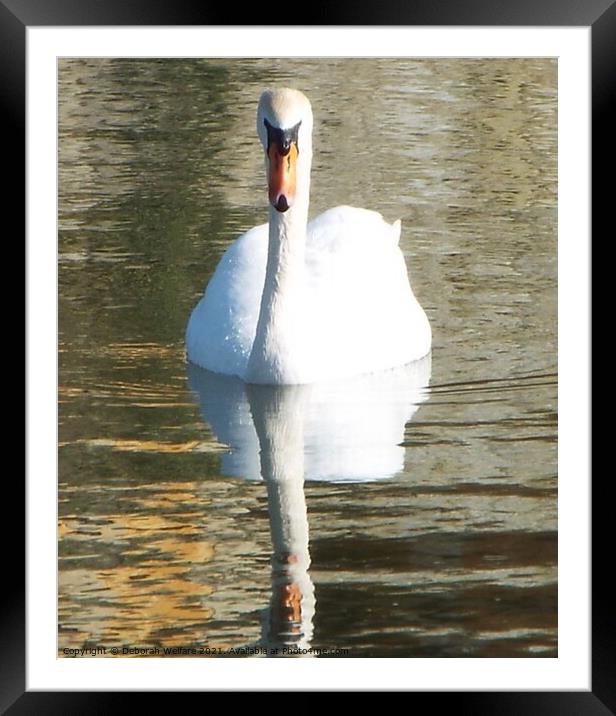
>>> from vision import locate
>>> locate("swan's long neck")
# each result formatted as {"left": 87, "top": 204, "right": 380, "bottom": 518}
{"left": 265, "top": 198, "right": 309, "bottom": 302}
{"left": 246, "top": 164, "right": 311, "bottom": 385}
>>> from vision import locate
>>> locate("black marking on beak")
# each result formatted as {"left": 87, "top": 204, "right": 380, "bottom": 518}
{"left": 264, "top": 118, "right": 301, "bottom": 156}
{"left": 275, "top": 195, "right": 289, "bottom": 212}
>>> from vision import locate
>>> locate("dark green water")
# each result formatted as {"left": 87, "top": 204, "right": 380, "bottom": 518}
{"left": 58, "top": 58, "right": 557, "bottom": 657}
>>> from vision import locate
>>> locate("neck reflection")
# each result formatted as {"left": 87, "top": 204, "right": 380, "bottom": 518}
{"left": 247, "top": 384, "right": 315, "bottom": 653}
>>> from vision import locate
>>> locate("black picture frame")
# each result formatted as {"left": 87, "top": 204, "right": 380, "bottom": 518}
{"left": 12, "top": 0, "right": 602, "bottom": 709}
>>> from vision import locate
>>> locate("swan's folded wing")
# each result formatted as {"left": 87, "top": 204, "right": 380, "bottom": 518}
{"left": 186, "top": 224, "right": 268, "bottom": 376}
{"left": 305, "top": 205, "right": 431, "bottom": 376}
{"left": 307, "top": 205, "right": 401, "bottom": 250}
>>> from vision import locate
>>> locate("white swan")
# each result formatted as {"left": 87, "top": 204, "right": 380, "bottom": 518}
{"left": 186, "top": 88, "right": 431, "bottom": 385}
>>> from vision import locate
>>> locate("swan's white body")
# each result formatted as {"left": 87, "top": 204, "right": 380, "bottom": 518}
{"left": 187, "top": 206, "right": 431, "bottom": 383}
{"left": 186, "top": 89, "right": 431, "bottom": 385}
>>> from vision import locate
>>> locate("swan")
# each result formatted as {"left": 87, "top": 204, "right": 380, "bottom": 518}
{"left": 186, "top": 88, "right": 431, "bottom": 385}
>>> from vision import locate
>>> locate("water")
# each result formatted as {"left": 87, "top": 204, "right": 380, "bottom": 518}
{"left": 58, "top": 58, "right": 557, "bottom": 658}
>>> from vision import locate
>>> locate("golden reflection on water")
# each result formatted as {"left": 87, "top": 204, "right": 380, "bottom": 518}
{"left": 59, "top": 437, "right": 227, "bottom": 453}
{"left": 59, "top": 481, "right": 216, "bottom": 654}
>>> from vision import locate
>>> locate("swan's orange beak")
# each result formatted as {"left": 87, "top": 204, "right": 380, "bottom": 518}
{"left": 268, "top": 142, "right": 298, "bottom": 213}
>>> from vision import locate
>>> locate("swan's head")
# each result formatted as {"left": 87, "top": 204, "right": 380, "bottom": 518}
{"left": 257, "top": 89, "right": 313, "bottom": 213}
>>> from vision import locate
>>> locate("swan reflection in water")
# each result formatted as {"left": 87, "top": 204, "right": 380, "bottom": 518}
{"left": 187, "top": 355, "right": 431, "bottom": 654}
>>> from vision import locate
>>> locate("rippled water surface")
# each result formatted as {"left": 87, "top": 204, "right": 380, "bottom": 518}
{"left": 58, "top": 58, "right": 557, "bottom": 658}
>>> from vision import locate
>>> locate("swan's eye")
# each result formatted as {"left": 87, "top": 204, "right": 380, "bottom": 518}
{"left": 264, "top": 118, "right": 301, "bottom": 156}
